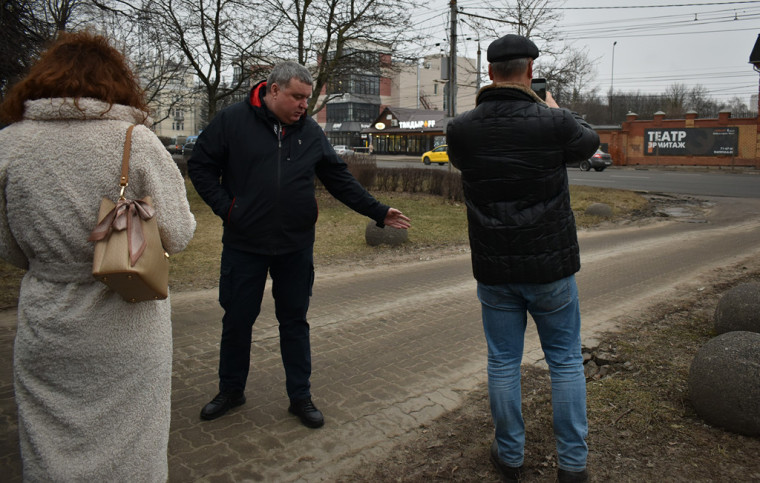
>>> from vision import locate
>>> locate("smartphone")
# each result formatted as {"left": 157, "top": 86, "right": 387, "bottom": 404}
{"left": 531, "top": 78, "right": 547, "bottom": 101}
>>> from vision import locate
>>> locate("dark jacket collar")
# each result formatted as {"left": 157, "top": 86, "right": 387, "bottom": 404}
{"left": 475, "top": 82, "right": 547, "bottom": 107}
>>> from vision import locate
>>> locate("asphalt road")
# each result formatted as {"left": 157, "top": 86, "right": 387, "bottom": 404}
{"left": 566, "top": 168, "right": 760, "bottom": 198}
{"left": 375, "top": 155, "right": 760, "bottom": 198}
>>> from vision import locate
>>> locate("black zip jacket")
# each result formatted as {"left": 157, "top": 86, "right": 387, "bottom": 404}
{"left": 188, "top": 81, "right": 389, "bottom": 255}
{"left": 447, "top": 83, "right": 599, "bottom": 284}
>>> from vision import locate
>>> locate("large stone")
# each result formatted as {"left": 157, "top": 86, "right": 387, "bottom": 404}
{"left": 688, "top": 331, "right": 760, "bottom": 436}
{"left": 714, "top": 282, "right": 760, "bottom": 335}
{"left": 584, "top": 202, "right": 613, "bottom": 218}
{"left": 365, "top": 221, "right": 408, "bottom": 246}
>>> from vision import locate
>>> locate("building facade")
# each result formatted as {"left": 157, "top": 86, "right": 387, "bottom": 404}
{"left": 314, "top": 49, "right": 479, "bottom": 154}
{"left": 389, "top": 54, "right": 479, "bottom": 115}
{"left": 314, "top": 46, "right": 393, "bottom": 150}
{"left": 150, "top": 71, "right": 203, "bottom": 144}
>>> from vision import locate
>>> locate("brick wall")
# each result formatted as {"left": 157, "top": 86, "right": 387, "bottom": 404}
{"left": 598, "top": 112, "right": 759, "bottom": 168}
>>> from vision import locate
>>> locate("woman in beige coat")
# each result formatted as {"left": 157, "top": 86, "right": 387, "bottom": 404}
{"left": 0, "top": 31, "right": 195, "bottom": 481}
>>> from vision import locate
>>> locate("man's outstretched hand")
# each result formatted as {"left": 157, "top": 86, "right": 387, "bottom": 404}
{"left": 384, "top": 208, "right": 411, "bottom": 229}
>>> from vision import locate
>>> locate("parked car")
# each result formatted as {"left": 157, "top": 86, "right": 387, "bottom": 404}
{"left": 174, "top": 142, "right": 194, "bottom": 177}
{"left": 421, "top": 145, "right": 449, "bottom": 165}
{"left": 182, "top": 142, "right": 194, "bottom": 158}
{"left": 165, "top": 142, "right": 182, "bottom": 154}
{"left": 333, "top": 145, "right": 355, "bottom": 156}
{"left": 574, "top": 149, "right": 612, "bottom": 172}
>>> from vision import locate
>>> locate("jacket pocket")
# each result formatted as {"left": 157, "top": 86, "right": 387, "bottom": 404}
{"left": 226, "top": 195, "right": 273, "bottom": 236}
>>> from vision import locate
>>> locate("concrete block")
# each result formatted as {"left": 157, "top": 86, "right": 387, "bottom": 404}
{"left": 688, "top": 331, "right": 760, "bottom": 436}
{"left": 714, "top": 282, "right": 760, "bottom": 335}
{"left": 365, "top": 221, "right": 408, "bottom": 246}
{"left": 585, "top": 202, "right": 613, "bottom": 218}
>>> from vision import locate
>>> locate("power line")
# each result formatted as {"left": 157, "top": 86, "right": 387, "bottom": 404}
{"left": 558, "top": 6, "right": 760, "bottom": 28}
{"left": 565, "top": 26, "right": 758, "bottom": 40}
{"left": 559, "top": 12, "right": 760, "bottom": 36}
{"left": 550, "top": 1, "right": 760, "bottom": 9}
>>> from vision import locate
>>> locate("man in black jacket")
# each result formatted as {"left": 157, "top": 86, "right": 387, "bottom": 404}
{"left": 189, "top": 61, "right": 410, "bottom": 428}
{"left": 447, "top": 35, "right": 599, "bottom": 482}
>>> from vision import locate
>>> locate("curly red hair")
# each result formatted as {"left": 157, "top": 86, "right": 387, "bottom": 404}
{"left": 0, "top": 30, "right": 149, "bottom": 124}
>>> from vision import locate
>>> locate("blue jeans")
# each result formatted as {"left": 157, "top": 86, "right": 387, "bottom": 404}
{"left": 218, "top": 245, "right": 314, "bottom": 401}
{"left": 478, "top": 275, "right": 587, "bottom": 472}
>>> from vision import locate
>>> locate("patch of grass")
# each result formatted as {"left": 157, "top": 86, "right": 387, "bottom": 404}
{"left": 0, "top": 264, "right": 24, "bottom": 310}
{"left": 571, "top": 185, "right": 650, "bottom": 228}
{"left": 0, "top": 181, "right": 647, "bottom": 308}
{"left": 314, "top": 191, "right": 469, "bottom": 264}
{"left": 168, "top": 180, "right": 223, "bottom": 292}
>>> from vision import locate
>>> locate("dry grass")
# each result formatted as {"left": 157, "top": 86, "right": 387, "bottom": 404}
{"left": 167, "top": 181, "right": 223, "bottom": 292}
{"left": 0, "top": 182, "right": 647, "bottom": 308}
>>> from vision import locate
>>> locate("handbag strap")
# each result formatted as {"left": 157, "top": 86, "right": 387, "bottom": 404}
{"left": 119, "top": 125, "right": 136, "bottom": 199}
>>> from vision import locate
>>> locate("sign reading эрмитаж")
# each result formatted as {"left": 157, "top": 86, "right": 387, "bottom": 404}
{"left": 645, "top": 127, "right": 738, "bottom": 156}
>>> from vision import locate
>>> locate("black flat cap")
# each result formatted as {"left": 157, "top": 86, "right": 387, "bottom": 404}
{"left": 487, "top": 34, "right": 539, "bottom": 63}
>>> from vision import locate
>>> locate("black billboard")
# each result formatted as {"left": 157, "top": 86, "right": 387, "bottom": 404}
{"left": 644, "top": 127, "right": 738, "bottom": 156}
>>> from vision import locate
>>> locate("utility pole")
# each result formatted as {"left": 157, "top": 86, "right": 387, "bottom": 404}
{"left": 466, "top": 35, "right": 482, "bottom": 94}
{"left": 610, "top": 41, "right": 617, "bottom": 124}
{"left": 476, "top": 38, "right": 481, "bottom": 92}
{"left": 448, "top": 0, "right": 457, "bottom": 118}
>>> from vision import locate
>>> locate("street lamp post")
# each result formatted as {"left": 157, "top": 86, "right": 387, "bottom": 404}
{"left": 610, "top": 41, "right": 617, "bottom": 124}
{"left": 466, "top": 36, "right": 482, "bottom": 93}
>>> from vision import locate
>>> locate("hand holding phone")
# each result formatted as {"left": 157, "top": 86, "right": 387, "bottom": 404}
{"left": 531, "top": 77, "right": 546, "bottom": 101}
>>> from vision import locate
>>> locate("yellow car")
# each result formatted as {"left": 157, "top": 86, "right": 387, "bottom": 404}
{"left": 421, "top": 145, "right": 449, "bottom": 165}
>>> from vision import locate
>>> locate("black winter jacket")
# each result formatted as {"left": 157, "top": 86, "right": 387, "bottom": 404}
{"left": 447, "top": 83, "right": 599, "bottom": 284}
{"left": 188, "top": 81, "right": 389, "bottom": 255}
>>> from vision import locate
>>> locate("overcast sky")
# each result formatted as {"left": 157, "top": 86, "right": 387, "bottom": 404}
{"left": 409, "top": 0, "right": 759, "bottom": 106}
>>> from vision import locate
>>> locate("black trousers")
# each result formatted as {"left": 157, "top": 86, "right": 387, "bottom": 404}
{"left": 217, "top": 245, "right": 314, "bottom": 400}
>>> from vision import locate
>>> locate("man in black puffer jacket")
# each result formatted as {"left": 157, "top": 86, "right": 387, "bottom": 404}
{"left": 189, "top": 61, "right": 410, "bottom": 428}
{"left": 447, "top": 35, "right": 598, "bottom": 483}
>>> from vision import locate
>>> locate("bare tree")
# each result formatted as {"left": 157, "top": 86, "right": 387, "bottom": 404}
{"left": 92, "top": 0, "right": 277, "bottom": 124}
{"left": 481, "top": 0, "right": 563, "bottom": 50}
{"left": 1, "top": 0, "right": 91, "bottom": 99}
{"left": 39, "top": 0, "right": 92, "bottom": 33}
{"left": 721, "top": 96, "right": 755, "bottom": 118}
{"left": 685, "top": 84, "right": 717, "bottom": 116}
{"left": 473, "top": 0, "right": 598, "bottom": 113}
{"left": 662, "top": 83, "right": 689, "bottom": 117}
{"left": 262, "top": 0, "right": 418, "bottom": 115}
{"left": 143, "top": 0, "right": 277, "bottom": 122}
{"left": 1, "top": 0, "right": 48, "bottom": 102}
{"left": 80, "top": 1, "right": 195, "bottom": 129}
{"left": 535, "top": 47, "right": 596, "bottom": 105}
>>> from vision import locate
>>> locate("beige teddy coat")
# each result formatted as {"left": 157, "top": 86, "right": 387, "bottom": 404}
{"left": 0, "top": 98, "right": 196, "bottom": 481}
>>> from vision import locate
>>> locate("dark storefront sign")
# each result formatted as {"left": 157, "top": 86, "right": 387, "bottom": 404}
{"left": 645, "top": 127, "right": 738, "bottom": 156}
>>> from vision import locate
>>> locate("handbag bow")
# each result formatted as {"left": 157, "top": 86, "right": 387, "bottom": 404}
{"left": 88, "top": 198, "right": 156, "bottom": 266}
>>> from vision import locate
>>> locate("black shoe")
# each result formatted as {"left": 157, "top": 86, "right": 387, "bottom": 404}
{"left": 558, "top": 468, "right": 589, "bottom": 483}
{"left": 490, "top": 440, "right": 523, "bottom": 482}
{"left": 288, "top": 397, "right": 324, "bottom": 428}
{"left": 200, "top": 392, "right": 246, "bottom": 420}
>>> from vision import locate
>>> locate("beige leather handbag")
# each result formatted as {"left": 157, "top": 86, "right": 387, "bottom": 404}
{"left": 88, "top": 125, "right": 169, "bottom": 302}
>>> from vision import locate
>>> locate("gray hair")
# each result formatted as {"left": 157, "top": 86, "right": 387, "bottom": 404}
{"left": 490, "top": 57, "right": 531, "bottom": 80}
{"left": 267, "top": 61, "right": 313, "bottom": 91}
